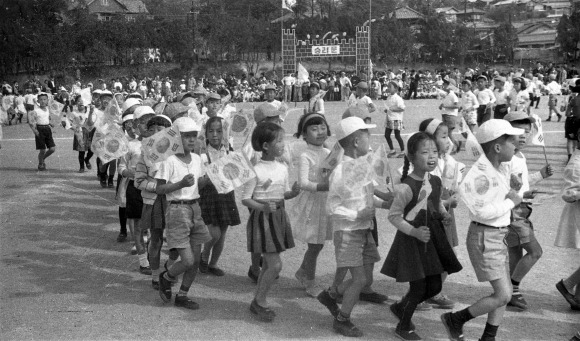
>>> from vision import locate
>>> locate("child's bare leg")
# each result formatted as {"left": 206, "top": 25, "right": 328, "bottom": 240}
{"left": 300, "top": 243, "right": 323, "bottom": 280}
{"left": 339, "top": 266, "right": 367, "bottom": 316}
{"left": 468, "top": 276, "right": 511, "bottom": 324}
{"left": 254, "top": 252, "right": 282, "bottom": 307}
{"left": 510, "top": 238, "right": 543, "bottom": 282}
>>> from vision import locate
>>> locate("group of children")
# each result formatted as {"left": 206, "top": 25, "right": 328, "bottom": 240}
{"left": 21, "top": 73, "right": 579, "bottom": 341}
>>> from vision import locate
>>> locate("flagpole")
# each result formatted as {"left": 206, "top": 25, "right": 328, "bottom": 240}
{"left": 542, "top": 146, "right": 548, "bottom": 164}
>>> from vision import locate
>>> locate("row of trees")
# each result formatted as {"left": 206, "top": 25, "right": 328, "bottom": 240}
{"left": 1, "top": 0, "right": 576, "bottom": 76}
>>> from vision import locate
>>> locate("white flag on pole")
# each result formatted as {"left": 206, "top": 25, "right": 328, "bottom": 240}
{"left": 405, "top": 173, "right": 433, "bottom": 222}
{"left": 530, "top": 113, "right": 545, "bottom": 146}
{"left": 141, "top": 126, "right": 184, "bottom": 163}
{"left": 297, "top": 63, "right": 309, "bottom": 82}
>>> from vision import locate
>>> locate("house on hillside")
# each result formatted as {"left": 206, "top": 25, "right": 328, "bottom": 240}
{"left": 543, "top": 0, "right": 572, "bottom": 17}
{"left": 68, "top": 0, "right": 151, "bottom": 21}
{"left": 514, "top": 22, "right": 560, "bottom": 61}
{"left": 435, "top": 7, "right": 460, "bottom": 22}
{"left": 389, "top": 6, "right": 425, "bottom": 25}
{"left": 455, "top": 7, "right": 487, "bottom": 22}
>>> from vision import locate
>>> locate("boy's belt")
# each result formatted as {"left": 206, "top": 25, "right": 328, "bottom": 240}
{"left": 471, "top": 221, "right": 507, "bottom": 229}
{"left": 170, "top": 199, "right": 198, "bottom": 205}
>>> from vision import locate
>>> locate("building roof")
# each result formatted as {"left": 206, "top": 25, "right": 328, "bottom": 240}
{"left": 390, "top": 6, "right": 424, "bottom": 20}
{"left": 435, "top": 7, "right": 459, "bottom": 14}
{"left": 456, "top": 8, "right": 487, "bottom": 15}
{"left": 118, "top": 0, "right": 148, "bottom": 13}
{"left": 518, "top": 31, "right": 557, "bottom": 44}
{"left": 517, "top": 22, "right": 555, "bottom": 34}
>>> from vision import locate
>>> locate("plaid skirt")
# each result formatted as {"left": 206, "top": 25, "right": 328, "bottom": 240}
{"left": 247, "top": 203, "right": 294, "bottom": 254}
{"left": 199, "top": 182, "right": 241, "bottom": 227}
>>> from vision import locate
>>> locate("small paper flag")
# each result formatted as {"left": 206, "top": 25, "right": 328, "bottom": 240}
{"left": 206, "top": 151, "right": 256, "bottom": 194}
{"left": 141, "top": 126, "right": 184, "bottom": 163}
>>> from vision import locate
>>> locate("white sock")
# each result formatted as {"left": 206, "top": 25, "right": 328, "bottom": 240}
{"left": 152, "top": 268, "right": 160, "bottom": 281}
{"left": 138, "top": 253, "right": 149, "bottom": 267}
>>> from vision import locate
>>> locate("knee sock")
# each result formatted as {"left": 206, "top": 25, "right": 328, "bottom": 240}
{"left": 394, "top": 130, "right": 405, "bottom": 151}
{"left": 78, "top": 152, "right": 85, "bottom": 168}
{"left": 177, "top": 285, "right": 189, "bottom": 297}
{"left": 450, "top": 307, "right": 474, "bottom": 327}
{"left": 85, "top": 150, "right": 93, "bottom": 162}
{"left": 119, "top": 207, "right": 127, "bottom": 234}
{"left": 152, "top": 268, "right": 160, "bottom": 282}
{"left": 138, "top": 253, "right": 149, "bottom": 267}
{"left": 481, "top": 323, "right": 499, "bottom": 340}
{"left": 511, "top": 279, "right": 520, "bottom": 295}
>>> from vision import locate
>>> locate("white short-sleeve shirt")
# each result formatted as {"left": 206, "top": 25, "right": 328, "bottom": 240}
{"left": 156, "top": 154, "right": 205, "bottom": 201}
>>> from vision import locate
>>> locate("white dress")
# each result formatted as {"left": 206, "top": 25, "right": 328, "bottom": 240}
{"left": 555, "top": 149, "right": 580, "bottom": 249}
{"left": 288, "top": 144, "right": 332, "bottom": 244}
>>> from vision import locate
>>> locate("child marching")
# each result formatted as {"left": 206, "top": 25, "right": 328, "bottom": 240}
{"left": 289, "top": 113, "right": 332, "bottom": 297}
{"left": 382, "top": 132, "right": 462, "bottom": 340}
{"left": 199, "top": 116, "right": 241, "bottom": 276}
{"left": 241, "top": 122, "right": 300, "bottom": 321}
{"left": 384, "top": 81, "right": 406, "bottom": 158}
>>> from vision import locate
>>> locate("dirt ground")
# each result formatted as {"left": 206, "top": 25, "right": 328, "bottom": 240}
{"left": 0, "top": 98, "right": 578, "bottom": 341}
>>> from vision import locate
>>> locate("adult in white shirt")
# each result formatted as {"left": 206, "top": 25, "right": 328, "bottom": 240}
{"left": 339, "top": 72, "right": 352, "bottom": 101}
{"left": 546, "top": 74, "right": 562, "bottom": 121}
{"left": 281, "top": 72, "right": 295, "bottom": 102}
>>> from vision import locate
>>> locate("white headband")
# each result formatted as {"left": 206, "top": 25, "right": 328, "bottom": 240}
{"left": 425, "top": 119, "right": 443, "bottom": 136}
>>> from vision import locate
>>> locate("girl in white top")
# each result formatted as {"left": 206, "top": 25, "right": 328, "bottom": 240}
{"left": 241, "top": 122, "right": 300, "bottom": 322}
{"left": 510, "top": 77, "right": 531, "bottom": 113}
{"left": 307, "top": 82, "right": 325, "bottom": 115}
{"left": 68, "top": 98, "right": 93, "bottom": 172}
{"left": 384, "top": 81, "right": 406, "bottom": 158}
{"left": 289, "top": 113, "right": 331, "bottom": 297}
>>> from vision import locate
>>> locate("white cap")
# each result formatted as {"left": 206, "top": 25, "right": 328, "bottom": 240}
{"left": 335, "top": 116, "right": 376, "bottom": 141}
{"left": 156, "top": 114, "right": 172, "bottom": 126}
{"left": 122, "top": 114, "right": 134, "bottom": 123}
{"left": 121, "top": 97, "right": 142, "bottom": 113}
{"left": 475, "top": 119, "right": 524, "bottom": 144}
{"left": 133, "top": 105, "right": 155, "bottom": 119}
{"left": 174, "top": 117, "right": 200, "bottom": 133}
{"left": 92, "top": 89, "right": 102, "bottom": 95}
{"left": 100, "top": 90, "right": 113, "bottom": 97}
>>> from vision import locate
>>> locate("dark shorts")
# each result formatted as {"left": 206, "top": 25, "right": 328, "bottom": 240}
{"left": 565, "top": 116, "right": 580, "bottom": 140}
{"left": 35, "top": 125, "right": 56, "bottom": 150}
{"left": 494, "top": 104, "right": 508, "bottom": 119}
{"left": 24, "top": 104, "right": 34, "bottom": 112}
{"left": 126, "top": 180, "right": 143, "bottom": 219}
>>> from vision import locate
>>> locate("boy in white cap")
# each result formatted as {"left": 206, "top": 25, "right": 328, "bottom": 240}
{"left": 442, "top": 119, "right": 524, "bottom": 341}
{"left": 546, "top": 74, "right": 562, "bottom": 122}
{"left": 156, "top": 117, "right": 211, "bottom": 310}
{"left": 439, "top": 79, "right": 460, "bottom": 152}
{"left": 28, "top": 92, "right": 55, "bottom": 171}
{"left": 502, "top": 111, "right": 553, "bottom": 311}
{"left": 317, "top": 116, "right": 391, "bottom": 337}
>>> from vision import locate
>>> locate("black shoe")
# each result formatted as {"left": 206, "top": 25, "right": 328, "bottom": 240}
{"left": 249, "top": 299, "right": 275, "bottom": 322}
{"left": 100, "top": 174, "right": 107, "bottom": 188}
{"left": 175, "top": 295, "right": 199, "bottom": 310}
{"left": 507, "top": 294, "right": 528, "bottom": 310}
{"left": 139, "top": 266, "right": 152, "bottom": 275}
{"left": 248, "top": 266, "right": 259, "bottom": 283}
{"left": 441, "top": 312, "right": 465, "bottom": 341}
{"left": 359, "top": 291, "right": 388, "bottom": 304}
{"left": 317, "top": 289, "right": 339, "bottom": 318}
{"left": 199, "top": 259, "right": 209, "bottom": 273}
{"left": 78, "top": 168, "right": 85, "bottom": 173}
{"left": 546, "top": 117, "right": 552, "bottom": 122}
{"left": 158, "top": 271, "right": 172, "bottom": 303}
{"left": 108, "top": 176, "right": 114, "bottom": 188}
{"left": 208, "top": 266, "right": 225, "bottom": 276}
{"left": 395, "top": 325, "right": 422, "bottom": 340}
{"left": 116, "top": 233, "right": 127, "bottom": 243}
{"left": 151, "top": 280, "right": 159, "bottom": 290}
{"left": 333, "top": 316, "right": 363, "bottom": 337}
{"left": 85, "top": 160, "right": 92, "bottom": 170}
{"left": 556, "top": 280, "right": 579, "bottom": 309}
{"left": 390, "top": 302, "right": 416, "bottom": 331}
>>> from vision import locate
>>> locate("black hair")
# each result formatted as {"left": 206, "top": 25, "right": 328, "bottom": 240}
{"left": 146, "top": 116, "right": 172, "bottom": 129}
{"left": 509, "top": 119, "right": 533, "bottom": 126}
{"left": 251, "top": 121, "right": 284, "bottom": 152}
{"left": 480, "top": 134, "right": 509, "bottom": 155}
{"left": 294, "top": 113, "right": 331, "bottom": 139}
{"left": 37, "top": 93, "right": 48, "bottom": 99}
{"left": 401, "top": 132, "right": 435, "bottom": 182}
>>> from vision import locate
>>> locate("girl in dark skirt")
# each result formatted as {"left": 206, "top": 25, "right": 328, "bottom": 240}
{"left": 240, "top": 122, "right": 300, "bottom": 322}
{"left": 381, "top": 132, "right": 462, "bottom": 341}
{"left": 199, "top": 116, "right": 241, "bottom": 276}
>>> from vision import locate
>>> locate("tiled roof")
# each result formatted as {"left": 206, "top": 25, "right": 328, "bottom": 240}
{"left": 392, "top": 6, "right": 424, "bottom": 20}
{"left": 118, "top": 0, "right": 148, "bottom": 13}
{"left": 518, "top": 32, "right": 557, "bottom": 44}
